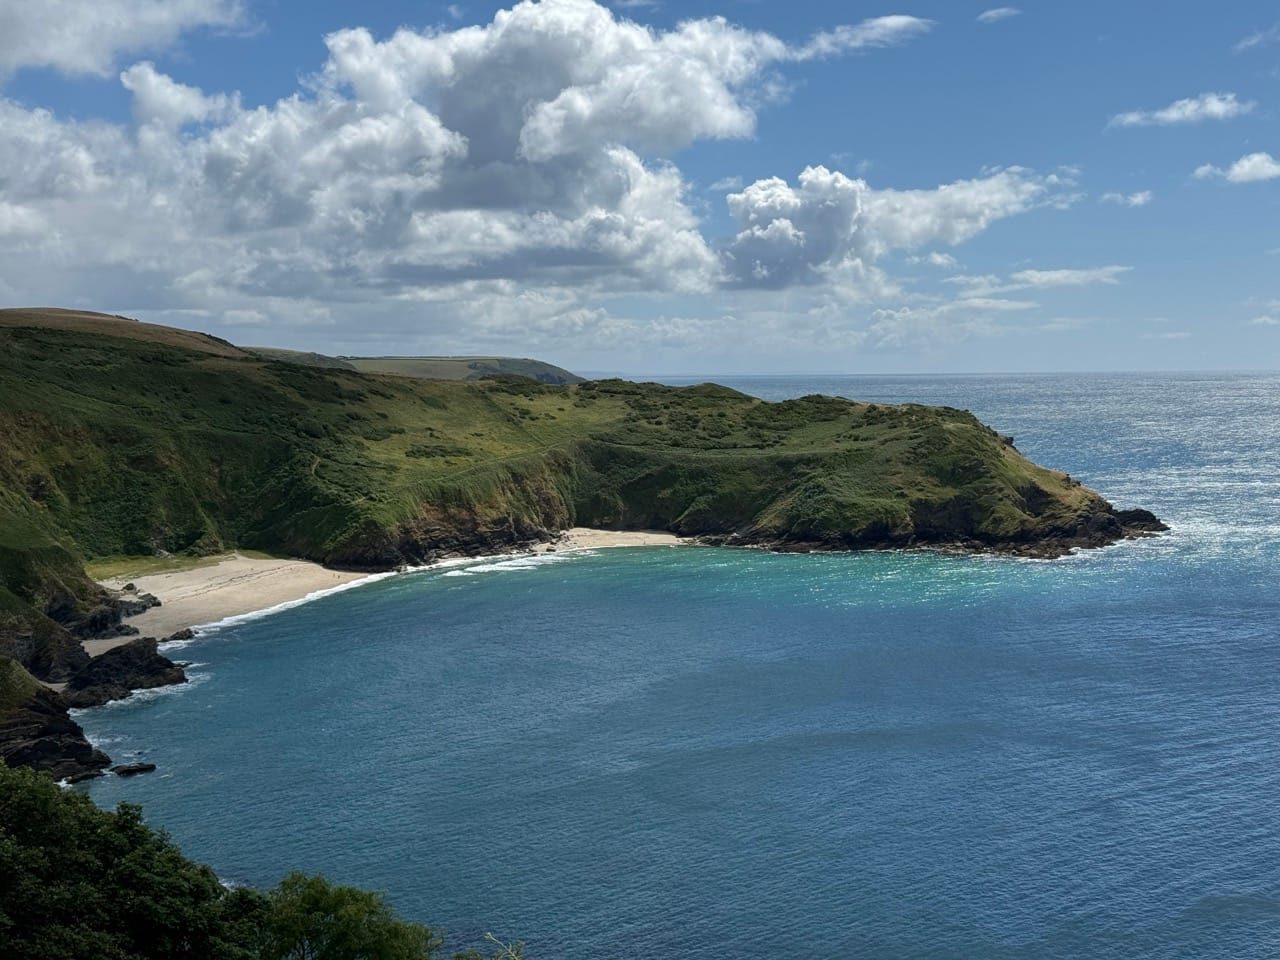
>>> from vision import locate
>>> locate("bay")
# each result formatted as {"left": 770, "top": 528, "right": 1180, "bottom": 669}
{"left": 81, "top": 372, "right": 1280, "bottom": 959}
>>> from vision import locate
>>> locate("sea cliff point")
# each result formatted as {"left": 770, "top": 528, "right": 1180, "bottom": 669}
{"left": 0, "top": 308, "right": 1165, "bottom": 776}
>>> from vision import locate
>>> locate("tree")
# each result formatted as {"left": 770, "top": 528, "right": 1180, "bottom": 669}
{"left": 264, "top": 872, "right": 440, "bottom": 960}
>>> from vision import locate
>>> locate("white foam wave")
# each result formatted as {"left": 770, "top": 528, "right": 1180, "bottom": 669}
{"left": 457, "top": 553, "right": 578, "bottom": 574}
{"left": 161, "top": 570, "right": 401, "bottom": 646}
{"left": 69, "top": 672, "right": 210, "bottom": 717}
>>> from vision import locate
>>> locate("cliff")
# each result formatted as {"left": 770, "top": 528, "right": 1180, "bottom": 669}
{"left": 0, "top": 308, "right": 1164, "bottom": 770}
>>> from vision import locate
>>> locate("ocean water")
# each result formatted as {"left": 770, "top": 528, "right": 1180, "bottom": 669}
{"left": 79, "top": 372, "right": 1280, "bottom": 959}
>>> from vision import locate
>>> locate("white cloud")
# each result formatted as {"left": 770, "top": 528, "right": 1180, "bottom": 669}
{"left": 1195, "top": 152, "right": 1280, "bottom": 183}
{"left": 1250, "top": 315, "right": 1279, "bottom": 326}
{"left": 868, "top": 296, "right": 1033, "bottom": 348}
{"left": 946, "top": 265, "right": 1131, "bottom": 298}
{"left": 709, "top": 176, "right": 744, "bottom": 192}
{"left": 1110, "top": 92, "right": 1254, "bottom": 128}
{"left": 120, "top": 62, "right": 237, "bottom": 128}
{"left": 1009, "top": 266, "right": 1131, "bottom": 288}
{"left": 0, "top": 0, "right": 244, "bottom": 77}
{"left": 1141, "top": 331, "right": 1191, "bottom": 340}
{"left": 722, "top": 165, "right": 1055, "bottom": 288}
{"left": 1235, "top": 24, "right": 1280, "bottom": 52}
{"left": 795, "top": 16, "right": 934, "bottom": 59}
{"left": 977, "top": 8, "right": 1021, "bottom": 25}
{"left": 0, "top": 0, "right": 1054, "bottom": 358}
{"left": 1101, "top": 190, "right": 1153, "bottom": 207}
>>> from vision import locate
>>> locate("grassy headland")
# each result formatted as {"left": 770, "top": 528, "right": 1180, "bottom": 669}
{"left": 0, "top": 306, "right": 1161, "bottom": 684}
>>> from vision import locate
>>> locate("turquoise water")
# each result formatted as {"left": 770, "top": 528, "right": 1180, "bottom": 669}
{"left": 80, "top": 373, "right": 1280, "bottom": 958}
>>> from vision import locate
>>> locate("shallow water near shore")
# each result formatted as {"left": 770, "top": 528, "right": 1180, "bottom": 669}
{"left": 80, "top": 372, "right": 1280, "bottom": 959}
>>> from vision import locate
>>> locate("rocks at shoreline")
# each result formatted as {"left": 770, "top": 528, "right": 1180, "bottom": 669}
{"left": 110, "top": 762, "right": 156, "bottom": 777}
{"left": 63, "top": 637, "right": 187, "bottom": 709}
{"left": 0, "top": 687, "right": 111, "bottom": 781}
{"left": 692, "top": 502, "right": 1169, "bottom": 560}
{"left": 115, "top": 592, "right": 162, "bottom": 618}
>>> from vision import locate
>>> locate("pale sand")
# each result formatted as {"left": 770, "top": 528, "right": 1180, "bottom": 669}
{"left": 87, "top": 530, "right": 683, "bottom": 656}
{"left": 538, "top": 527, "right": 682, "bottom": 551}
{"left": 87, "top": 554, "right": 367, "bottom": 655}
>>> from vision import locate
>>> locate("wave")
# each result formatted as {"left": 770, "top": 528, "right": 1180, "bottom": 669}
{"left": 442, "top": 552, "right": 584, "bottom": 577}
{"left": 69, "top": 671, "right": 211, "bottom": 717}
{"left": 159, "top": 571, "right": 403, "bottom": 648}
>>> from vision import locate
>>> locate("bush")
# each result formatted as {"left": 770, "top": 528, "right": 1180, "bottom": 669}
{"left": 0, "top": 766, "right": 516, "bottom": 960}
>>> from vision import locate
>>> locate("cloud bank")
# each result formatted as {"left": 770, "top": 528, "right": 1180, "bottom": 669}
{"left": 0, "top": 0, "right": 1069, "bottom": 356}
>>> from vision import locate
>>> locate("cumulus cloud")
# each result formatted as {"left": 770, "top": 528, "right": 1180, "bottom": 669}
{"left": 1110, "top": 92, "right": 1254, "bottom": 128}
{"left": 720, "top": 165, "right": 1056, "bottom": 289}
{"left": 1195, "top": 152, "right": 1280, "bottom": 183}
{"left": 0, "top": 0, "right": 244, "bottom": 77}
{"left": 0, "top": 0, "right": 1062, "bottom": 358}
{"left": 120, "top": 62, "right": 237, "bottom": 128}
{"left": 977, "top": 8, "right": 1021, "bottom": 24}
{"left": 1101, "top": 190, "right": 1153, "bottom": 207}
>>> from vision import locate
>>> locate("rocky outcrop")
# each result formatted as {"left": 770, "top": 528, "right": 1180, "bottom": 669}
{"left": 0, "top": 619, "right": 90, "bottom": 684}
{"left": 0, "top": 686, "right": 110, "bottom": 781}
{"left": 695, "top": 501, "right": 1168, "bottom": 559}
{"left": 63, "top": 637, "right": 187, "bottom": 709}
{"left": 110, "top": 762, "right": 156, "bottom": 776}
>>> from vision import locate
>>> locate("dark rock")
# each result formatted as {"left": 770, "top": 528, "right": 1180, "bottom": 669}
{"left": 0, "top": 687, "right": 111, "bottom": 780}
{"left": 111, "top": 762, "right": 157, "bottom": 777}
{"left": 162, "top": 628, "right": 195, "bottom": 644}
{"left": 122, "top": 582, "right": 137, "bottom": 593}
{"left": 63, "top": 638, "right": 187, "bottom": 709}
{"left": 116, "top": 592, "right": 162, "bottom": 617}
{"left": 64, "top": 769, "right": 105, "bottom": 784}
{"left": 0, "top": 621, "right": 91, "bottom": 683}
{"left": 1115, "top": 508, "right": 1169, "bottom": 532}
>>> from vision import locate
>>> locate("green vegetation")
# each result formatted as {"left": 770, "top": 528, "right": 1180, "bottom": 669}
{"left": 0, "top": 307, "right": 1131, "bottom": 682}
{"left": 345, "top": 355, "right": 583, "bottom": 385}
{"left": 0, "top": 764, "right": 518, "bottom": 959}
{"left": 245, "top": 347, "right": 358, "bottom": 371}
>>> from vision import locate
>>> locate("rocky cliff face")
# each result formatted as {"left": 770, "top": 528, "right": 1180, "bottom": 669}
{"left": 63, "top": 638, "right": 187, "bottom": 709}
{"left": 0, "top": 685, "right": 109, "bottom": 781}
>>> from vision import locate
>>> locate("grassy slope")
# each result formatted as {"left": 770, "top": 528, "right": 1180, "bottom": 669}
{"left": 347, "top": 356, "right": 584, "bottom": 384}
{"left": 0, "top": 309, "right": 1125, "bottom": 675}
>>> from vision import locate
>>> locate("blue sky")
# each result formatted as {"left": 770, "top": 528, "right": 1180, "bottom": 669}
{"left": 0, "top": 1, "right": 1277, "bottom": 373}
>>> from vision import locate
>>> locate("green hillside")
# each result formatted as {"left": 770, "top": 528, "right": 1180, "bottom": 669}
{"left": 0, "top": 308, "right": 1158, "bottom": 684}
{"left": 345, "top": 355, "right": 583, "bottom": 384}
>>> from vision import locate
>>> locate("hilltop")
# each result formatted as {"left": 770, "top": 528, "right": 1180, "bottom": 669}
{"left": 0, "top": 307, "right": 1163, "bottom": 774}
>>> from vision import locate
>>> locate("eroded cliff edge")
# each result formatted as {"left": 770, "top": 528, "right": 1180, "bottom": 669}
{"left": 0, "top": 310, "right": 1166, "bottom": 774}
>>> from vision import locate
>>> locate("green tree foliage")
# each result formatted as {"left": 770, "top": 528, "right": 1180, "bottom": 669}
{"left": 0, "top": 765, "right": 515, "bottom": 960}
{"left": 0, "top": 764, "right": 270, "bottom": 959}
{"left": 263, "top": 872, "right": 439, "bottom": 960}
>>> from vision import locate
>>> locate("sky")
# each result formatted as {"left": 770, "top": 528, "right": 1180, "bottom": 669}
{"left": 0, "top": 1, "right": 1277, "bottom": 374}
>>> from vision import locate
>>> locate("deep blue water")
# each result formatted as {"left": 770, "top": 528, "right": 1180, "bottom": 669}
{"left": 80, "top": 373, "right": 1280, "bottom": 959}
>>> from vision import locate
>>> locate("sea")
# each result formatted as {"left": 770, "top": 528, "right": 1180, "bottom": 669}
{"left": 78, "top": 372, "right": 1280, "bottom": 959}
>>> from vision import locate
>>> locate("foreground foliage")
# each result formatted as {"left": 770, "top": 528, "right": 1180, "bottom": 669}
{"left": 0, "top": 765, "right": 516, "bottom": 959}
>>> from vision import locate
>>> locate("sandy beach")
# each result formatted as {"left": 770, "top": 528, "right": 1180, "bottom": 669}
{"left": 86, "top": 555, "right": 369, "bottom": 655}
{"left": 542, "top": 527, "right": 681, "bottom": 551}
{"left": 87, "top": 529, "right": 683, "bottom": 656}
